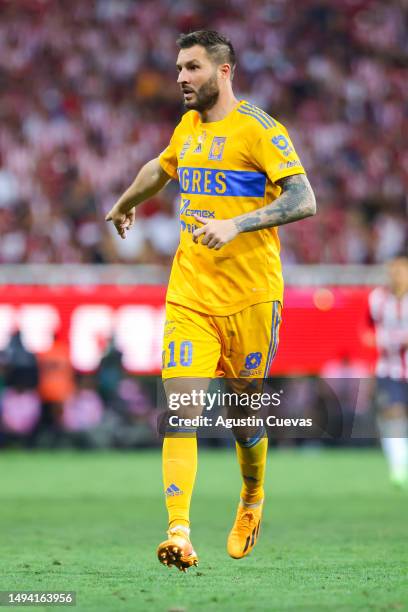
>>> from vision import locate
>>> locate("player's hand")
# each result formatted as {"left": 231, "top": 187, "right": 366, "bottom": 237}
{"left": 192, "top": 215, "right": 239, "bottom": 250}
{"left": 105, "top": 207, "right": 135, "bottom": 239}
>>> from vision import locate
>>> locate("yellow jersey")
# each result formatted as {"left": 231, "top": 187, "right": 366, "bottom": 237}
{"left": 159, "top": 100, "right": 305, "bottom": 315}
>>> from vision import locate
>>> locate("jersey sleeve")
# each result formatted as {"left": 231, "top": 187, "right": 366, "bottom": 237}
{"left": 158, "top": 128, "right": 179, "bottom": 180}
{"left": 251, "top": 122, "right": 306, "bottom": 184}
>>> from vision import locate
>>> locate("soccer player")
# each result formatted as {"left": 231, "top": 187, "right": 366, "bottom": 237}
{"left": 368, "top": 254, "right": 408, "bottom": 487}
{"left": 106, "top": 30, "right": 316, "bottom": 570}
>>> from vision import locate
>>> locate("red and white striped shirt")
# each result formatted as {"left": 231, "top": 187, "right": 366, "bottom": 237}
{"left": 368, "top": 287, "right": 408, "bottom": 381}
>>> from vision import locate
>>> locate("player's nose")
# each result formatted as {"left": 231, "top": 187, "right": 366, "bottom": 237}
{"left": 177, "top": 69, "right": 189, "bottom": 84}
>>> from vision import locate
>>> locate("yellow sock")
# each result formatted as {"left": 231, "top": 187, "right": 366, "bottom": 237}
{"left": 162, "top": 435, "right": 197, "bottom": 529}
{"left": 235, "top": 433, "right": 268, "bottom": 505}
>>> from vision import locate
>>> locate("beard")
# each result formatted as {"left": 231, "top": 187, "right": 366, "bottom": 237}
{"left": 182, "top": 74, "right": 219, "bottom": 112}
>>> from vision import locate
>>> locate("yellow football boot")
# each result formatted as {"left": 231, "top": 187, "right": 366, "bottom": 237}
{"left": 157, "top": 525, "right": 198, "bottom": 572}
{"left": 227, "top": 500, "right": 263, "bottom": 559}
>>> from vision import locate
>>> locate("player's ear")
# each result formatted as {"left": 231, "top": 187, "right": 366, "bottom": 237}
{"left": 219, "top": 63, "right": 231, "bottom": 80}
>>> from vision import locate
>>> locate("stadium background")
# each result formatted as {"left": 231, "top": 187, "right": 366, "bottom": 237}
{"left": 0, "top": 1, "right": 407, "bottom": 610}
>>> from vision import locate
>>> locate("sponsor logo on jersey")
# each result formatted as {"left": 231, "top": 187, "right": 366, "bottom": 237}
{"left": 209, "top": 136, "right": 226, "bottom": 160}
{"left": 180, "top": 221, "right": 199, "bottom": 233}
{"left": 178, "top": 167, "right": 266, "bottom": 197}
{"left": 180, "top": 135, "right": 193, "bottom": 160}
{"left": 193, "top": 131, "right": 207, "bottom": 153}
{"left": 180, "top": 198, "right": 215, "bottom": 219}
{"left": 279, "top": 160, "right": 302, "bottom": 170}
{"left": 180, "top": 198, "right": 191, "bottom": 215}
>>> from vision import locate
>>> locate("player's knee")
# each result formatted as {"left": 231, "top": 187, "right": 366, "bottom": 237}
{"left": 156, "top": 408, "right": 198, "bottom": 437}
{"left": 232, "top": 425, "right": 266, "bottom": 447}
{"left": 163, "top": 377, "right": 211, "bottom": 417}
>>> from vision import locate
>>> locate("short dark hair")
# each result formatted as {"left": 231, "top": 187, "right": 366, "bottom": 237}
{"left": 177, "top": 30, "right": 236, "bottom": 79}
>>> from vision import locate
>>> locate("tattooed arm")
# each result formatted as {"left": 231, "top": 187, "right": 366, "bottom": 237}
{"left": 192, "top": 173, "right": 316, "bottom": 250}
{"left": 235, "top": 174, "right": 316, "bottom": 233}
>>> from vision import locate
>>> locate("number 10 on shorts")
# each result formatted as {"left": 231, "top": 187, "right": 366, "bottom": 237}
{"left": 162, "top": 340, "right": 193, "bottom": 368}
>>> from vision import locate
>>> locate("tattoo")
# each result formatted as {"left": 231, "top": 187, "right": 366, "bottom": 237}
{"left": 234, "top": 174, "right": 316, "bottom": 233}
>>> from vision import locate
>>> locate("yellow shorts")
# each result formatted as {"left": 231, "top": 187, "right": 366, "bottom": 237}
{"left": 162, "top": 301, "right": 282, "bottom": 380}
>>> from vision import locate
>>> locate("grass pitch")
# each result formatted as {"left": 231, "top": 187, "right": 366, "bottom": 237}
{"left": 0, "top": 448, "right": 407, "bottom": 611}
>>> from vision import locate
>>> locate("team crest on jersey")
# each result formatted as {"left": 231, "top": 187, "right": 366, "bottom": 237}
{"left": 180, "top": 135, "right": 193, "bottom": 160}
{"left": 245, "top": 352, "right": 263, "bottom": 370}
{"left": 208, "top": 136, "right": 226, "bottom": 160}
{"left": 239, "top": 352, "right": 263, "bottom": 377}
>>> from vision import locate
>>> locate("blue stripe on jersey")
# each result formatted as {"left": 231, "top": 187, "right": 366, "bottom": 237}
{"left": 264, "top": 302, "right": 282, "bottom": 377}
{"left": 241, "top": 103, "right": 277, "bottom": 128}
{"left": 268, "top": 306, "right": 281, "bottom": 371}
{"left": 177, "top": 167, "right": 266, "bottom": 197}
{"left": 237, "top": 107, "right": 270, "bottom": 129}
{"left": 264, "top": 302, "right": 278, "bottom": 378}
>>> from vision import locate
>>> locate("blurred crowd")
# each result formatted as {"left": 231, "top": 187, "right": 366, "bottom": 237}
{"left": 0, "top": 330, "right": 160, "bottom": 448}
{"left": 0, "top": 329, "right": 375, "bottom": 449}
{"left": 0, "top": 0, "right": 407, "bottom": 265}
